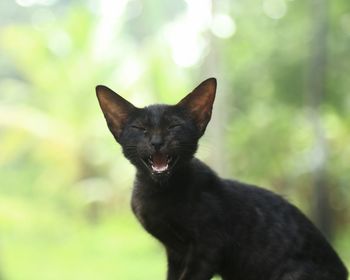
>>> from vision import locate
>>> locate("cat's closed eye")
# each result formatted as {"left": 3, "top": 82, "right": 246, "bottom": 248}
{"left": 131, "top": 125, "right": 147, "bottom": 132}
{"left": 168, "top": 124, "right": 181, "bottom": 130}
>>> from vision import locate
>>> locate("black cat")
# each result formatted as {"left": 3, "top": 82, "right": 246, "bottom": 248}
{"left": 96, "top": 78, "right": 348, "bottom": 280}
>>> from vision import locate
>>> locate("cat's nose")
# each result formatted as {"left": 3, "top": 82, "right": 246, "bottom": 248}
{"left": 151, "top": 135, "right": 164, "bottom": 151}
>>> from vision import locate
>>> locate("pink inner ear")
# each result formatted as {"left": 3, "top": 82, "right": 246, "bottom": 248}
{"left": 178, "top": 78, "right": 216, "bottom": 134}
{"left": 192, "top": 94, "right": 213, "bottom": 112}
{"left": 96, "top": 85, "right": 136, "bottom": 139}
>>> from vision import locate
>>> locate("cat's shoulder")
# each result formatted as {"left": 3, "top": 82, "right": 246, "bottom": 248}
{"left": 221, "top": 177, "right": 291, "bottom": 207}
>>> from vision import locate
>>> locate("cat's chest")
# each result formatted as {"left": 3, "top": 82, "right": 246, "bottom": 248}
{"left": 131, "top": 189, "right": 191, "bottom": 247}
{"left": 131, "top": 192, "right": 183, "bottom": 228}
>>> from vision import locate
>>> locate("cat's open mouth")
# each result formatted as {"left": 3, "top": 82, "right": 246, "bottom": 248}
{"left": 142, "top": 152, "right": 178, "bottom": 174}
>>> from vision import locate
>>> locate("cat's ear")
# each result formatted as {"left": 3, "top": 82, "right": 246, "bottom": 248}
{"left": 178, "top": 78, "right": 217, "bottom": 136}
{"left": 96, "top": 85, "right": 136, "bottom": 141}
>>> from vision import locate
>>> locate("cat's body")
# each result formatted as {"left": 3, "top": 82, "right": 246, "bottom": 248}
{"left": 132, "top": 158, "right": 346, "bottom": 280}
{"left": 96, "top": 78, "right": 348, "bottom": 280}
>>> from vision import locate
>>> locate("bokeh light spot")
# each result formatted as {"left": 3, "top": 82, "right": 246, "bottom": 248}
{"left": 262, "top": 0, "right": 287, "bottom": 20}
{"left": 211, "top": 14, "right": 236, "bottom": 39}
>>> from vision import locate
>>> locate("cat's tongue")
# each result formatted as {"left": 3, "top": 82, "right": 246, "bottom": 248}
{"left": 151, "top": 152, "right": 168, "bottom": 173}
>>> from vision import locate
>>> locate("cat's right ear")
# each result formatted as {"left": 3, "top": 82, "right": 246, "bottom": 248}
{"left": 96, "top": 85, "right": 136, "bottom": 141}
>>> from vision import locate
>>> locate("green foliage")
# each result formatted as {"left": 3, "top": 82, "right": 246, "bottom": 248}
{"left": 0, "top": 200, "right": 165, "bottom": 280}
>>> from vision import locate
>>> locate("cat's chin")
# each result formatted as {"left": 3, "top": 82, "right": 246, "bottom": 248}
{"left": 141, "top": 152, "right": 179, "bottom": 177}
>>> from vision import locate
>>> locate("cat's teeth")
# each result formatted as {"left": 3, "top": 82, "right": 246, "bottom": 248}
{"left": 148, "top": 153, "right": 172, "bottom": 173}
{"left": 152, "top": 164, "right": 169, "bottom": 173}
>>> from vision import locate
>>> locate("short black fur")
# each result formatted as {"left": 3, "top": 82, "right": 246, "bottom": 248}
{"left": 96, "top": 78, "right": 348, "bottom": 280}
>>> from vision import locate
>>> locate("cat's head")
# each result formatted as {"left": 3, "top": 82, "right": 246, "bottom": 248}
{"left": 96, "top": 78, "right": 216, "bottom": 180}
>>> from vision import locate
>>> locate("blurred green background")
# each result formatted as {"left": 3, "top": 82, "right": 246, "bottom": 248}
{"left": 0, "top": 0, "right": 349, "bottom": 279}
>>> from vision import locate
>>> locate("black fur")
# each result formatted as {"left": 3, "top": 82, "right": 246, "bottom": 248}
{"left": 96, "top": 78, "right": 348, "bottom": 280}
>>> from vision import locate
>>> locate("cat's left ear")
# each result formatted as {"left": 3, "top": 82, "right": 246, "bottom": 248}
{"left": 178, "top": 78, "right": 217, "bottom": 136}
{"left": 96, "top": 85, "right": 136, "bottom": 142}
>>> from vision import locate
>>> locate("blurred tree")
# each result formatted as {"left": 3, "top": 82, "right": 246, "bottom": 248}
{"left": 307, "top": 0, "right": 331, "bottom": 239}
